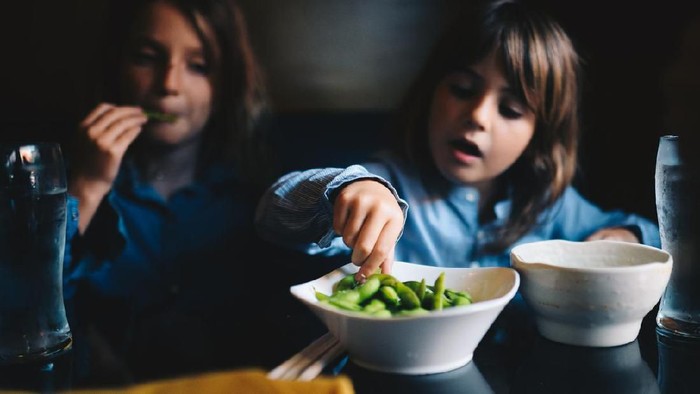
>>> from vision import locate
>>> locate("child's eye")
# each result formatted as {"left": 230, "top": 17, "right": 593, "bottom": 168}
{"left": 130, "top": 49, "right": 160, "bottom": 66}
{"left": 499, "top": 104, "right": 523, "bottom": 119}
{"left": 188, "top": 61, "right": 210, "bottom": 76}
{"left": 448, "top": 83, "right": 476, "bottom": 100}
{"left": 499, "top": 96, "right": 529, "bottom": 119}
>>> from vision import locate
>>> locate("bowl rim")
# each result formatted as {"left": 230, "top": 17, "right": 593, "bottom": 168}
{"left": 290, "top": 261, "right": 521, "bottom": 321}
{"left": 510, "top": 239, "right": 672, "bottom": 274}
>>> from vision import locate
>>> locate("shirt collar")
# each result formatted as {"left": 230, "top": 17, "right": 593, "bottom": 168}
{"left": 446, "top": 184, "right": 512, "bottom": 221}
{"left": 115, "top": 157, "right": 238, "bottom": 192}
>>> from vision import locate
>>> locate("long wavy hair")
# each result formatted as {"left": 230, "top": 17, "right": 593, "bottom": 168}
{"left": 93, "top": 0, "right": 269, "bottom": 184}
{"left": 391, "top": 0, "right": 581, "bottom": 252}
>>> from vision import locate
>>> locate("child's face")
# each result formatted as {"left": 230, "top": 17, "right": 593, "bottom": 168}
{"left": 427, "top": 50, "right": 536, "bottom": 189}
{"left": 120, "top": 0, "right": 218, "bottom": 146}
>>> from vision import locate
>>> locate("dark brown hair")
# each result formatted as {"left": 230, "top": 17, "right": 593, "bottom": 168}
{"left": 391, "top": 0, "right": 580, "bottom": 252}
{"left": 95, "top": 0, "right": 269, "bottom": 183}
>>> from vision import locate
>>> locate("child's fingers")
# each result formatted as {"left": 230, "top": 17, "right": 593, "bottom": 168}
{"left": 85, "top": 106, "right": 146, "bottom": 141}
{"left": 380, "top": 250, "right": 395, "bottom": 275}
{"left": 355, "top": 222, "right": 399, "bottom": 280}
{"left": 80, "top": 103, "right": 115, "bottom": 129}
{"left": 110, "top": 126, "right": 143, "bottom": 155}
{"left": 349, "top": 213, "right": 383, "bottom": 265}
{"left": 95, "top": 115, "right": 146, "bottom": 148}
{"left": 349, "top": 208, "right": 398, "bottom": 264}
{"left": 339, "top": 209, "right": 365, "bottom": 249}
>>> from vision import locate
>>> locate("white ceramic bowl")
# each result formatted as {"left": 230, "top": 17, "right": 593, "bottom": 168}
{"left": 511, "top": 240, "right": 672, "bottom": 347}
{"left": 290, "top": 261, "right": 519, "bottom": 375}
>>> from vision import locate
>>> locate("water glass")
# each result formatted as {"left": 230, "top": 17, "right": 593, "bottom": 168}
{"left": 654, "top": 135, "right": 700, "bottom": 338}
{"left": 0, "top": 143, "right": 72, "bottom": 364}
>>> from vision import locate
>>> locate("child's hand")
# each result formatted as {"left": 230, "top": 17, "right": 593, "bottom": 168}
{"left": 332, "top": 180, "right": 405, "bottom": 280}
{"left": 585, "top": 227, "right": 640, "bottom": 243}
{"left": 74, "top": 103, "right": 147, "bottom": 188}
{"left": 70, "top": 103, "right": 147, "bottom": 233}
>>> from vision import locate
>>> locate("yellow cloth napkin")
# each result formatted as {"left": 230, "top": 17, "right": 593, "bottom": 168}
{"left": 70, "top": 369, "right": 354, "bottom": 394}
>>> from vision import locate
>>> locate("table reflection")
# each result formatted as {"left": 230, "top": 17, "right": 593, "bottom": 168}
{"left": 0, "top": 351, "right": 73, "bottom": 392}
{"left": 512, "top": 337, "right": 658, "bottom": 394}
{"left": 343, "top": 356, "right": 493, "bottom": 394}
{"left": 3, "top": 303, "right": 700, "bottom": 393}
{"left": 657, "top": 329, "right": 700, "bottom": 394}
{"left": 325, "top": 310, "right": 675, "bottom": 394}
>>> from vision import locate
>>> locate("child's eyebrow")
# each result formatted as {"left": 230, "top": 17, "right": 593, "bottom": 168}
{"left": 131, "top": 37, "right": 206, "bottom": 57}
{"left": 449, "top": 67, "right": 479, "bottom": 79}
{"left": 131, "top": 37, "right": 162, "bottom": 50}
{"left": 185, "top": 46, "right": 206, "bottom": 59}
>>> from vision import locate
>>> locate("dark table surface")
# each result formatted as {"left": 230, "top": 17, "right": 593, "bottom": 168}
{"left": 1, "top": 292, "right": 699, "bottom": 393}
{"left": 320, "top": 306, "right": 700, "bottom": 394}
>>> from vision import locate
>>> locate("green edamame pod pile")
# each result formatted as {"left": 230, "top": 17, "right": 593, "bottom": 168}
{"left": 315, "top": 272, "right": 472, "bottom": 317}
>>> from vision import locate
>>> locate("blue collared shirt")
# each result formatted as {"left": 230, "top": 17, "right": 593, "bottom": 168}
{"left": 61, "top": 159, "right": 275, "bottom": 378}
{"left": 63, "top": 160, "right": 264, "bottom": 309}
{"left": 255, "top": 152, "right": 661, "bottom": 268}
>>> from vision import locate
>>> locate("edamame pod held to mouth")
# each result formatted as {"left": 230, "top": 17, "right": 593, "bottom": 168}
{"left": 144, "top": 110, "right": 178, "bottom": 123}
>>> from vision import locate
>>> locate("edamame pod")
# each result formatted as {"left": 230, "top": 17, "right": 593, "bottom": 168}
{"left": 403, "top": 281, "right": 421, "bottom": 293}
{"left": 357, "top": 276, "right": 381, "bottom": 303}
{"left": 315, "top": 291, "right": 330, "bottom": 302}
{"left": 334, "top": 273, "right": 357, "bottom": 292}
{"left": 422, "top": 292, "right": 435, "bottom": 310}
{"left": 363, "top": 298, "right": 386, "bottom": 314}
{"left": 450, "top": 295, "right": 472, "bottom": 306}
{"left": 395, "top": 308, "right": 429, "bottom": 316}
{"left": 371, "top": 309, "right": 392, "bottom": 318}
{"left": 417, "top": 278, "right": 427, "bottom": 301}
{"left": 379, "top": 285, "right": 400, "bottom": 307}
{"left": 328, "top": 298, "right": 363, "bottom": 311}
{"left": 330, "top": 289, "right": 361, "bottom": 304}
{"left": 433, "top": 272, "right": 446, "bottom": 310}
{"left": 445, "top": 289, "right": 472, "bottom": 303}
{"left": 319, "top": 270, "right": 473, "bottom": 316}
{"left": 396, "top": 282, "right": 421, "bottom": 310}
{"left": 376, "top": 274, "right": 399, "bottom": 288}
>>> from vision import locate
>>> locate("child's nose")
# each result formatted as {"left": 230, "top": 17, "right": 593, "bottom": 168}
{"left": 462, "top": 94, "right": 493, "bottom": 131}
{"left": 161, "top": 63, "right": 183, "bottom": 95}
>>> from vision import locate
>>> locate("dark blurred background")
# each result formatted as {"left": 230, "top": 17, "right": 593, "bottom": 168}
{"left": 3, "top": 0, "right": 700, "bottom": 222}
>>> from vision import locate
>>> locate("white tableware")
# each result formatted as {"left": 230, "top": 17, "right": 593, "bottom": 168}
{"left": 511, "top": 240, "right": 672, "bottom": 347}
{"left": 290, "top": 261, "right": 519, "bottom": 375}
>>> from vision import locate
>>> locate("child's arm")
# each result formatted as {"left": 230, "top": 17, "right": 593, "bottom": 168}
{"left": 255, "top": 165, "right": 407, "bottom": 276}
{"left": 551, "top": 187, "right": 660, "bottom": 247}
{"left": 69, "top": 103, "right": 147, "bottom": 234}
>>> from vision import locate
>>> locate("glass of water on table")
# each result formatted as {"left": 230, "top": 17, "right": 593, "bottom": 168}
{"left": 0, "top": 143, "right": 72, "bottom": 365}
{"left": 655, "top": 134, "right": 700, "bottom": 339}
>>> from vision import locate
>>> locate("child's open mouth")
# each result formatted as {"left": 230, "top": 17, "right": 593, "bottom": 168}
{"left": 449, "top": 139, "right": 483, "bottom": 158}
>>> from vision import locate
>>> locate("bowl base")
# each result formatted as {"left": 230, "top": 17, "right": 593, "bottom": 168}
{"left": 537, "top": 319, "right": 641, "bottom": 347}
{"left": 351, "top": 354, "right": 473, "bottom": 375}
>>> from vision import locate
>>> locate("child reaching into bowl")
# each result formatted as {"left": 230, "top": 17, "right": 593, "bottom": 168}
{"left": 254, "top": 0, "right": 661, "bottom": 280}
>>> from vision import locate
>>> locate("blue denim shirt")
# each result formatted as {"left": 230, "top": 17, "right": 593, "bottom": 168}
{"left": 255, "top": 152, "right": 661, "bottom": 268}
{"left": 63, "top": 161, "right": 263, "bottom": 305}
{"left": 62, "top": 160, "right": 274, "bottom": 378}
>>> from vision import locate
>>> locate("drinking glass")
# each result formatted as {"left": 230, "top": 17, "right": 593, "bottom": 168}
{"left": 655, "top": 135, "right": 700, "bottom": 338}
{"left": 0, "top": 143, "right": 72, "bottom": 364}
